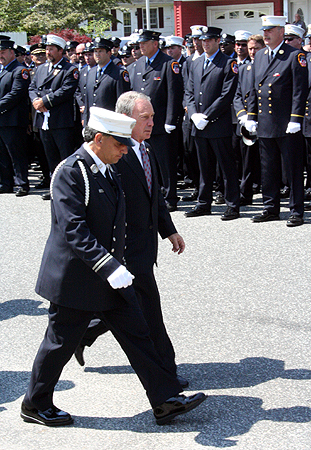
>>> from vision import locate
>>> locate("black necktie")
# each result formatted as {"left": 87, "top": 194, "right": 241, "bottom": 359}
{"left": 270, "top": 51, "right": 274, "bottom": 63}
{"left": 106, "top": 168, "right": 117, "bottom": 196}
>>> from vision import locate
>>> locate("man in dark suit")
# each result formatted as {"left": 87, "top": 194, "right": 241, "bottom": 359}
{"left": 29, "top": 34, "right": 79, "bottom": 200}
{"left": 75, "top": 92, "right": 188, "bottom": 387}
{"left": 83, "top": 37, "right": 130, "bottom": 125}
{"left": 245, "top": 15, "right": 308, "bottom": 226}
{"left": 185, "top": 26, "right": 240, "bottom": 220}
{"left": 21, "top": 106, "right": 206, "bottom": 427}
{"left": 130, "top": 29, "right": 184, "bottom": 211}
{"left": 0, "top": 39, "right": 30, "bottom": 196}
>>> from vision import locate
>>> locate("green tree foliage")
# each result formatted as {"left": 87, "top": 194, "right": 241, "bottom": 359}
{"left": 0, "top": 0, "right": 130, "bottom": 35}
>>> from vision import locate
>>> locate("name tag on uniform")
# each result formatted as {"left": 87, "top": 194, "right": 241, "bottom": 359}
{"left": 137, "top": 72, "right": 141, "bottom": 75}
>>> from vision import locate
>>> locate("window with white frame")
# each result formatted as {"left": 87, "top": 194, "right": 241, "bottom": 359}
{"left": 123, "top": 11, "right": 131, "bottom": 36}
{"left": 143, "top": 9, "right": 158, "bottom": 29}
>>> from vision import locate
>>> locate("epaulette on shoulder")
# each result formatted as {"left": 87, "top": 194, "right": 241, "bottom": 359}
{"left": 64, "top": 154, "right": 83, "bottom": 167}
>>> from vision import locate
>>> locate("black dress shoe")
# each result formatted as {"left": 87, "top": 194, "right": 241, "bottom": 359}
{"left": 304, "top": 189, "right": 311, "bottom": 200}
{"left": 153, "top": 392, "right": 207, "bottom": 425}
{"left": 182, "top": 190, "right": 198, "bottom": 202}
{"left": 74, "top": 344, "right": 85, "bottom": 366}
{"left": 280, "top": 187, "right": 290, "bottom": 198}
{"left": 21, "top": 402, "right": 73, "bottom": 426}
{"left": 15, "top": 187, "right": 29, "bottom": 197}
{"left": 305, "top": 202, "right": 311, "bottom": 211}
{"left": 240, "top": 198, "right": 253, "bottom": 206}
{"left": 185, "top": 206, "right": 211, "bottom": 217}
{"left": 42, "top": 192, "right": 51, "bottom": 200}
{"left": 167, "top": 204, "right": 177, "bottom": 212}
{"left": 286, "top": 215, "right": 304, "bottom": 227}
{"left": 252, "top": 210, "right": 280, "bottom": 222}
{"left": 221, "top": 207, "right": 239, "bottom": 221}
{"left": 215, "top": 193, "right": 225, "bottom": 204}
{"left": 35, "top": 179, "right": 50, "bottom": 189}
{"left": 177, "top": 375, "right": 189, "bottom": 389}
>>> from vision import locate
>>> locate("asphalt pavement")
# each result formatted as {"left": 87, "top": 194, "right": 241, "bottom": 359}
{"left": 1, "top": 173, "right": 311, "bottom": 449}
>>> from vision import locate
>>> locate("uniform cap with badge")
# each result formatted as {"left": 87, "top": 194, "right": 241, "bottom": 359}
{"left": 165, "top": 36, "right": 184, "bottom": 48}
{"left": 260, "top": 15, "right": 287, "bottom": 30}
{"left": 220, "top": 33, "right": 235, "bottom": 45}
{"left": 92, "top": 37, "right": 114, "bottom": 51}
{"left": 65, "top": 41, "right": 79, "bottom": 51}
{"left": 190, "top": 25, "right": 205, "bottom": 38}
{"left": 199, "top": 26, "right": 222, "bottom": 40}
{"left": 46, "top": 35, "right": 67, "bottom": 50}
{"left": 0, "top": 40, "right": 17, "bottom": 50}
{"left": 87, "top": 107, "right": 136, "bottom": 146}
{"left": 234, "top": 30, "right": 252, "bottom": 41}
{"left": 83, "top": 42, "right": 94, "bottom": 53}
{"left": 284, "top": 24, "right": 305, "bottom": 39}
{"left": 119, "top": 44, "right": 132, "bottom": 57}
{"left": 137, "top": 29, "right": 161, "bottom": 42}
{"left": 30, "top": 42, "right": 46, "bottom": 55}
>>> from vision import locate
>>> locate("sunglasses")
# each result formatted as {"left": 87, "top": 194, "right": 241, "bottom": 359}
{"left": 285, "top": 37, "right": 297, "bottom": 41}
{"left": 235, "top": 43, "right": 247, "bottom": 47}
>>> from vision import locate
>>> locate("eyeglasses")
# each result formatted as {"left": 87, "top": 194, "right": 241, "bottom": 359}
{"left": 285, "top": 37, "right": 297, "bottom": 41}
{"left": 235, "top": 43, "right": 247, "bottom": 47}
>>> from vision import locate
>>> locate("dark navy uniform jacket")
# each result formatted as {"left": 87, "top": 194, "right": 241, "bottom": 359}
{"left": 303, "top": 53, "right": 311, "bottom": 137}
{"left": 185, "top": 50, "right": 238, "bottom": 138}
{"left": 116, "top": 144, "right": 176, "bottom": 274}
{"left": 130, "top": 51, "right": 183, "bottom": 135}
{"left": 75, "top": 65, "right": 89, "bottom": 108}
{"left": 29, "top": 58, "right": 79, "bottom": 129}
{"left": 247, "top": 43, "right": 308, "bottom": 138}
{"left": 0, "top": 59, "right": 30, "bottom": 127}
{"left": 83, "top": 61, "right": 130, "bottom": 124}
{"left": 35, "top": 144, "right": 129, "bottom": 312}
{"left": 233, "top": 62, "right": 254, "bottom": 134}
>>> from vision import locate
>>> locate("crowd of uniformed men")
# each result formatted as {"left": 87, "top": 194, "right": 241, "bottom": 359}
{"left": 1, "top": 14, "right": 311, "bottom": 226}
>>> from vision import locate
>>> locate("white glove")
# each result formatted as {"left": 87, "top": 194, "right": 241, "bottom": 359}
{"left": 107, "top": 265, "right": 134, "bottom": 289}
{"left": 244, "top": 120, "right": 257, "bottom": 133}
{"left": 238, "top": 114, "right": 247, "bottom": 126}
{"left": 42, "top": 111, "right": 50, "bottom": 130}
{"left": 191, "top": 113, "right": 209, "bottom": 130}
{"left": 286, "top": 122, "right": 301, "bottom": 134}
{"left": 164, "top": 124, "right": 176, "bottom": 134}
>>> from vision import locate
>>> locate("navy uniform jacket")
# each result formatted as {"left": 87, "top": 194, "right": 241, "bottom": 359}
{"left": 83, "top": 61, "right": 130, "bottom": 124}
{"left": 185, "top": 50, "right": 238, "bottom": 138}
{"left": 247, "top": 43, "right": 308, "bottom": 138}
{"left": 0, "top": 59, "right": 30, "bottom": 127}
{"left": 115, "top": 144, "right": 176, "bottom": 274}
{"left": 233, "top": 62, "right": 254, "bottom": 134}
{"left": 75, "top": 65, "right": 89, "bottom": 108}
{"left": 35, "top": 144, "right": 129, "bottom": 312}
{"left": 29, "top": 58, "right": 79, "bottom": 129}
{"left": 130, "top": 51, "right": 183, "bottom": 135}
{"left": 303, "top": 53, "right": 311, "bottom": 137}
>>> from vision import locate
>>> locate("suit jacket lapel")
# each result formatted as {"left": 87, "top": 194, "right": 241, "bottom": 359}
{"left": 123, "top": 146, "right": 150, "bottom": 196}
{"left": 259, "top": 44, "right": 287, "bottom": 82}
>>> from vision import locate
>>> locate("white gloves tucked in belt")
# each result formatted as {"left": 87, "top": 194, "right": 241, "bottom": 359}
{"left": 107, "top": 265, "right": 134, "bottom": 289}
{"left": 286, "top": 122, "right": 301, "bottom": 134}
{"left": 191, "top": 113, "right": 209, "bottom": 130}
{"left": 42, "top": 111, "right": 50, "bottom": 130}
{"left": 164, "top": 124, "right": 176, "bottom": 134}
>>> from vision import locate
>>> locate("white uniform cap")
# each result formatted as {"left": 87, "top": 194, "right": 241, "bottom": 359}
{"left": 46, "top": 34, "right": 67, "bottom": 49}
{"left": 234, "top": 30, "right": 252, "bottom": 41}
{"left": 166, "top": 35, "right": 184, "bottom": 47}
{"left": 128, "top": 33, "right": 140, "bottom": 45}
{"left": 190, "top": 25, "right": 205, "bottom": 37}
{"left": 87, "top": 107, "right": 136, "bottom": 146}
{"left": 261, "top": 15, "right": 287, "bottom": 30}
{"left": 285, "top": 24, "right": 305, "bottom": 38}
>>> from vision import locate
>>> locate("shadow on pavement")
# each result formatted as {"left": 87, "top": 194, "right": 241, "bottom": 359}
{"left": 0, "top": 299, "right": 48, "bottom": 321}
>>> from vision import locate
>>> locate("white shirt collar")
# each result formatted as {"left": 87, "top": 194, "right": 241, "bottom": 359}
{"left": 268, "top": 40, "right": 284, "bottom": 57}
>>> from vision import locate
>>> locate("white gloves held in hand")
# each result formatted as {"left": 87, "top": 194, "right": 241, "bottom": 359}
{"left": 107, "top": 265, "right": 134, "bottom": 289}
{"left": 164, "top": 124, "right": 176, "bottom": 134}
{"left": 286, "top": 122, "right": 301, "bottom": 134}
{"left": 244, "top": 120, "right": 258, "bottom": 133}
{"left": 191, "top": 113, "right": 209, "bottom": 130}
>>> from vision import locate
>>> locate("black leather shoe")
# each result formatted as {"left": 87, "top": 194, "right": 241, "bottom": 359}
{"left": 280, "top": 187, "right": 290, "bottom": 198}
{"left": 153, "top": 392, "right": 207, "bottom": 425}
{"left": 182, "top": 190, "right": 198, "bottom": 202}
{"left": 167, "top": 204, "right": 177, "bottom": 212}
{"left": 286, "top": 215, "right": 304, "bottom": 227}
{"left": 42, "top": 192, "right": 51, "bottom": 200}
{"left": 252, "top": 210, "right": 280, "bottom": 222}
{"left": 35, "top": 179, "right": 50, "bottom": 189}
{"left": 177, "top": 375, "right": 189, "bottom": 388}
{"left": 185, "top": 206, "right": 211, "bottom": 217}
{"left": 74, "top": 344, "right": 85, "bottom": 366}
{"left": 221, "top": 207, "right": 239, "bottom": 221}
{"left": 21, "top": 402, "right": 73, "bottom": 426}
{"left": 15, "top": 187, "right": 29, "bottom": 197}
{"left": 305, "top": 202, "right": 311, "bottom": 211}
{"left": 215, "top": 193, "right": 225, "bottom": 204}
{"left": 304, "top": 189, "right": 311, "bottom": 200}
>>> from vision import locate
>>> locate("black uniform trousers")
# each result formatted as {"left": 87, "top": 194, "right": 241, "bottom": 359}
{"left": 259, "top": 134, "right": 304, "bottom": 216}
{"left": 182, "top": 117, "right": 200, "bottom": 188}
{"left": 39, "top": 127, "right": 76, "bottom": 174}
{"left": 194, "top": 136, "right": 240, "bottom": 211}
{"left": 24, "top": 289, "right": 182, "bottom": 412}
{"left": 80, "top": 271, "right": 177, "bottom": 376}
{"left": 147, "top": 134, "right": 178, "bottom": 207}
{"left": 0, "top": 127, "right": 29, "bottom": 191}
